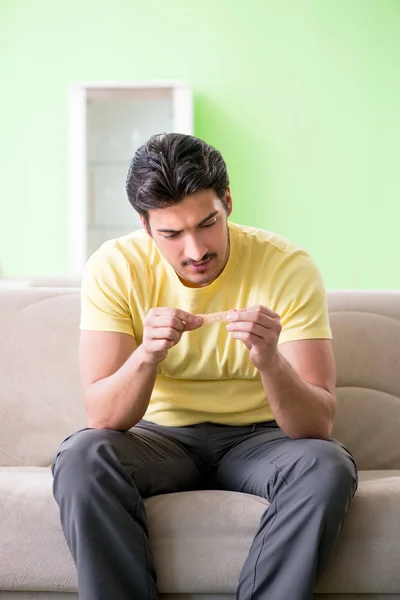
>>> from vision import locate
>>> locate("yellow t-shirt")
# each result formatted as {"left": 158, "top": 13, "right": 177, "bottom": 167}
{"left": 80, "top": 221, "right": 332, "bottom": 426}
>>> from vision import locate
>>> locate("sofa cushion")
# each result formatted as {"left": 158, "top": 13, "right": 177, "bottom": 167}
{"left": 1, "top": 468, "right": 400, "bottom": 595}
{"left": 1, "top": 289, "right": 400, "bottom": 470}
{"left": 0, "top": 289, "right": 87, "bottom": 467}
{"left": 0, "top": 275, "right": 81, "bottom": 288}
{"left": 328, "top": 291, "right": 400, "bottom": 470}
{"left": 316, "top": 470, "right": 400, "bottom": 594}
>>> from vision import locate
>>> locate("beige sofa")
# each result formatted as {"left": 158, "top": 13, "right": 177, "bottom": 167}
{"left": 0, "top": 275, "right": 81, "bottom": 289}
{"left": 1, "top": 287, "right": 400, "bottom": 600}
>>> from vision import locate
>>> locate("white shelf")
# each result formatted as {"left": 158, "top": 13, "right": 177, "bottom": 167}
{"left": 68, "top": 81, "right": 193, "bottom": 271}
{"left": 88, "top": 161, "right": 130, "bottom": 166}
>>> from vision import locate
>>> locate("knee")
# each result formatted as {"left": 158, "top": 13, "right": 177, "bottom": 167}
{"left": 52, "top": 428, "right": 123, "bottom": 498}
{"left": 295, "top": 439, "right": 358, "bottom": 502}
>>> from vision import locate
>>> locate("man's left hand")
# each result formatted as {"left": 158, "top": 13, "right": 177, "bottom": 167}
{"left": 226, "top": 305, "right": 282, "bottom": 371}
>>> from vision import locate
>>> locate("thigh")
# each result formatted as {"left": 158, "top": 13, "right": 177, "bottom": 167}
{"left": 215, "top": 425, "right": 358, "bottom": 500}
{"left": 52, "top": 423, "right": 204, "bottom": 498}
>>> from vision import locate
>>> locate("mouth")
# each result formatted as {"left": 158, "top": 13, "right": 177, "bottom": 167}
{"left": 187, "top": 257, "right": 213, "bottom": 273}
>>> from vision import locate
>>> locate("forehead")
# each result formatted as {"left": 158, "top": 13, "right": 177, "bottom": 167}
{"left": 149, "top": 190, "right": 222, "bottom": 229}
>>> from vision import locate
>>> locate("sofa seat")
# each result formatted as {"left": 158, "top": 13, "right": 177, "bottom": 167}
{"left": 1, "top": 467, "right": 400, "bottom": 596}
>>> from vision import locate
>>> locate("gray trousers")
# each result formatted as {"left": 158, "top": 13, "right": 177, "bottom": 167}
{"left": 52, "top": 420, "right": 358, "bottom": 600}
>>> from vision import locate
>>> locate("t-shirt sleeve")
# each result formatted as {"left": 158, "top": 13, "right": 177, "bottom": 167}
{"left": 274, "top": 250, "right": 332, "bottom": 345}
{"left": 80, "top": 242, "right": 135, "bottom": 337}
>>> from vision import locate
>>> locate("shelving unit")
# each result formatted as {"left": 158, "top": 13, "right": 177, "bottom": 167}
{"left": 68, "top": 81, "right": 193, "bottom": 273}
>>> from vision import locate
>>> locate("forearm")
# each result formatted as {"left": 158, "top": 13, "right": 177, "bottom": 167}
{"left": 260, "top": 351, "right": 335, "bottom": 440}
{"left": 85, "top": 346, "right": 158, "bottom": 431}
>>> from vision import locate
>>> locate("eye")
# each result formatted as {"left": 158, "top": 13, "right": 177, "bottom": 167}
{"left": 163, "top": 232, "right": 180, "bottom": 239}
{"left": 201, "top": 219, "right": 217, "bottom": 229}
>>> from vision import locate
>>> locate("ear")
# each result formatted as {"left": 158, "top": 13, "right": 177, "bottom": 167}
{"left": 225, "top": 188, "right": 233, "bottom": 217}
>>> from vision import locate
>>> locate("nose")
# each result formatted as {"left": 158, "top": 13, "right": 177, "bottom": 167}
{"left": 184, "top": 234, "right": 208, "bottom": 263}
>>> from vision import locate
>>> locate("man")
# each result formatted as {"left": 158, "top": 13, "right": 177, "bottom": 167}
{"left": 52, "top": 133, "right": 358, "bottom": 600}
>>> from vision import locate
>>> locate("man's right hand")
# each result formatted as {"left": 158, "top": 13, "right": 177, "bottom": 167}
{"left": 139, "top": 308, "right": 203, "bottom": 365}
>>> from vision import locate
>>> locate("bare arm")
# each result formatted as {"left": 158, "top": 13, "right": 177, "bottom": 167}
{"left": 80, "top": 308, "right": 202, "bottom": 431}
{"left": 260, "top": 339, "right": 336, "bottom": 440}
{"left": 226, "top": 307, "right": 336, "bottom": 440}
{"left": 79, "top": 331, "right": 157, "bottom": 431}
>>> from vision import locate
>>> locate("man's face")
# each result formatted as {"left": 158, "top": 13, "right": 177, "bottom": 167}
{"left": 143, "top": 189, "right": 232, "bottom": 287}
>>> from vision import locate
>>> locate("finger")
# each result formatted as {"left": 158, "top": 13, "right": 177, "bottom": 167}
{"left": 149, "top": 307, "right": 202, "bottom": 327}
{"left": 228, "top": 310, "right": 277, "bottom": 329}
{"left": 144, "top": 338, "right": 175, "bottom": 353}
{"left": 177, "top": 316, "right": 204, "bottom": 332}
{"left": 226, "top": 321, "right": 267, "bottom": 339}
{"left": 230, "top": 332, "right": 253, "bottom": 350}
{"left": 245, "top": 305, "right": 280, "bottom": 319}
{"left": 145, "top": 327, "right": 181, "bottom": 343}
{"left": 146, "top": 316, "right": 186, "bottom": 333}
{"left": 183, "top": 319, "right": 203, "bottom": 332}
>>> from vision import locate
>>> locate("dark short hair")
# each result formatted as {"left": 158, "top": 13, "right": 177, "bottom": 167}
{"left": 125, "top": 133, "right": 230, "bottom": 225}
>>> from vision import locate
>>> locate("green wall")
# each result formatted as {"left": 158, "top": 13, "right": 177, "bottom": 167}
{"left": 1, "top": 0, "right": 399, "bottom": 288}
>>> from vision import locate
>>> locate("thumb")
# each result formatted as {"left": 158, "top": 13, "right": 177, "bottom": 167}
{"left": 183, "top": 316, "right": 203, "bottom": 331}
{"left": 241, "top": 339, "right": 252, "bottom": 350}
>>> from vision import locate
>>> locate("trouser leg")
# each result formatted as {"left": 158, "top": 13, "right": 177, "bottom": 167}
{"left": 214, "top": 424, "right": 358, "bottom": 600}
{"left": 52, "top": 425, "right": 202, "bottom": 600}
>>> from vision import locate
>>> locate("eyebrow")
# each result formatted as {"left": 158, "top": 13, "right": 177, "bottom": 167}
{"left": 156, "top": 210, "right": 219, "bottom": 234}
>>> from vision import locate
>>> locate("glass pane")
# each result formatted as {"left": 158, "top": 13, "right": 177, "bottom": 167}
{"left": 87, "top": 164, "right": 136, "bottom": 227}
{"left": 86, "top": 90, "right": 174, "bottom": 255}
{"left": 87, "top": 96, "right": 174, "bottom": 162}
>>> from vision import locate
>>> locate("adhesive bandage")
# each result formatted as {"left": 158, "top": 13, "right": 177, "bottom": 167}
{"left": 196, "top": 311, "right": 233, "bottom": 325}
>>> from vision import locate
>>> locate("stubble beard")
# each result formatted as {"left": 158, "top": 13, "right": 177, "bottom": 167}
{"left": 179, "top": 231, "right": 230, "bottom": 287}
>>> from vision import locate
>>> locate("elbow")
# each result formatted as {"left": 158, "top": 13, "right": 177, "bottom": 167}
{"left": 85, "top": 401, "right": 129, "bottom": 431}
{"left": 87, "top": 418, "right": 109, "bottom": 430}
{"left": 289, "top": 430, "right": 330, "bottom": 441}
{"left": 85, "top": 401, "right": 143, "bottom": 432}
{"left": 294, "top": 393, "right": 335, "bottom": 440}
{"left": 84, "top": 387, "right": 130, "bottom": 431}
{"left": 288, "top": 419, "right": 334, "bottom": 442}
{"left": 87, "top": 419, "right": 131, "bottom": 433}
{"left": 87, "top": 418, "right": 123, "bottom": 431}
{"left": 289, "top": 431, "right": 330, "bottom": 442}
